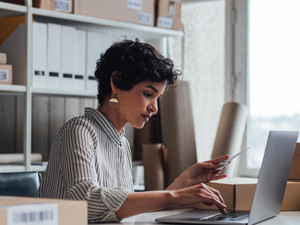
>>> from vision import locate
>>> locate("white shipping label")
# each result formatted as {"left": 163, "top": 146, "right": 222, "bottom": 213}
{"left": 128, "top": 0, "right": 142, "bottom": 10}
{"left": 55, "top": 0, "right": 71, "bottom": 12}
{"left": 138, "top": 12, "right": 152, "bottom": 25}
{"left": 0, "top": 69, "right": 9, "bottom": 82}
{"left": 6, "top": 203, "right": 58, "bottom": 225}
{"left": 158, "top": 17, "right": 173, "bottom": 29}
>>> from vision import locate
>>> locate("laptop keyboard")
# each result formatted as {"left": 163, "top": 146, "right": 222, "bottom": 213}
{"left": 200, "top": 211, "right": 249, "bottom": 221}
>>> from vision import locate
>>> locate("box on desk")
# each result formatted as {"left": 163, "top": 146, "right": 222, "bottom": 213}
{"left": 195, "top": 177, "right": 257, "bottom": 211}
{"left": 289, "top": 143, "right": 300, "bottom": 180}
{"left": 195, "top": 177, "right": 300, "bottom": 211}
{"left": 0, "top": 64, "right": 13, "bottom": 85}
{"left": 74, "top": 0, "right": 155, "bottom": 26}
{"left": 0, "top": 196, "right": 87, "bottom": 225}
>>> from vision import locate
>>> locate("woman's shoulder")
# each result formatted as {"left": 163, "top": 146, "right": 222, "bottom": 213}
{"left": 59, "top": 114, "right": 98, "bottom": 137}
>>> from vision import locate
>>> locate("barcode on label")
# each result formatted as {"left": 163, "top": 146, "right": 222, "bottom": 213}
{"left": 158, "top": 17, "right": 173, "bottom": 29}
{"left": 138, "top": 12, "right": 152, "bottom": 25}
{"left": 7, "top": 203, "right": 58, "bottom": 225}
{"left": 128, "top": 0, "right": 142, "bottom": 10}
{"left": 0, "top": 69, "right": 9, "bottom": 82}
{"left": 13, "top": 211, "right": 54, "bottom": 223}
{"left": 55, "top": 0, "right": 71, "bottom": 12}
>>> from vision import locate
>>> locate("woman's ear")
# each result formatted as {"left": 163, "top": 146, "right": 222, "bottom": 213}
{"left": 110, "top": 72, "right": 118, "bottom": 94}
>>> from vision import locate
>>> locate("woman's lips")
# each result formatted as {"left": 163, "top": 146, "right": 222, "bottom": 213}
{"left": 141, "top": 114, "right": 151, "bottom": 122}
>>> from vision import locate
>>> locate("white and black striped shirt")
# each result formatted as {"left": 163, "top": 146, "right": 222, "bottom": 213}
{"left": 36, "top": 108, "right": 134, "bottom": 222}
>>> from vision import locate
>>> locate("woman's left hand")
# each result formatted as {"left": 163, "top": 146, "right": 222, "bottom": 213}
{"left": 166, "top": 155, "right": 229, "bottom": 190}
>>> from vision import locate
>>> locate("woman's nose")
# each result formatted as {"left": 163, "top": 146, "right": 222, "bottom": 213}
{"left": 148, "top": 101, "right": 158, "bottom": 113}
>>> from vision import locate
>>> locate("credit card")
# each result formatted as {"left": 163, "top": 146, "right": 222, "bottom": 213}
{"left": 215, "top": 147, "right": 251, "bottom": 171}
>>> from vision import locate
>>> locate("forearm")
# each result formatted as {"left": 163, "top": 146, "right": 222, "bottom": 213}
{"left": 116, "top": 191, "right": 175, "bottom": 220}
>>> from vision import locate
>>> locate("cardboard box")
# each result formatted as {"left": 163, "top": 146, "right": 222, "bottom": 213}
{"left": 195, "top": 177, "right": 257, "bottom": 211}
{"left": 74, "top": 0, "right": 155, "bottom": 26}
{"left": 0, "top": 53, "right": 7, "bottom": 64}
{"left": 3, "top": 0, "right": 73, "bottom": 13}
{"left": 156, "top": 0, "right": 182, "bottom": 30}
{"left": 195, "top": 177, "right": 300, "bottom": 211}
{"left": 0, "top": 196, "right": 87, "bottom": 225}
{"left": 0, "top": 64, "right": 13, "bottom": 85}
{"left": 289, "top": 143, "right": 300, "bottom": 180}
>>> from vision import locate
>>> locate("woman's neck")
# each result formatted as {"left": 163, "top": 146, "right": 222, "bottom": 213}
{"left": 98, "top": 104, "right": 126, "bottom": 134}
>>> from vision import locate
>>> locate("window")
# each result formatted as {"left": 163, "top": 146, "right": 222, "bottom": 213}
{"left": 246, "top": 0, "right": 300, "bottom": 175}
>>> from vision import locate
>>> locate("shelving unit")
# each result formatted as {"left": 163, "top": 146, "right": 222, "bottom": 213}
{"left": 0, "top": 0, "right": 184, "bottom": 173}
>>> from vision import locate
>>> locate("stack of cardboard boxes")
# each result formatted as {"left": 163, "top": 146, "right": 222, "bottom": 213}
{"left": 0, "top": 52, "right": 13, "bottom": 85}
{"left": 196, "top": 143, "right": 300, "bottom": 212}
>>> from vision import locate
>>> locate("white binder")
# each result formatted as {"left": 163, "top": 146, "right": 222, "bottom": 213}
{"left": 73, "top": 29, "right": 86, "bottom": 91}
{"left": 32, "top": 22, "right": 47, "bottom": 88}
{"left": 86, "top": 32, "right": 117, "bottom": 93}
{"left": 61, "top": 25, "right": 75, "bottom": 89}
{"left": 47, "top": 23, "right": 62, "bottom": 89}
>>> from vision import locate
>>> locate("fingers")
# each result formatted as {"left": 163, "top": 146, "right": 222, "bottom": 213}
{"left": 198, "top": 184, "right": 227, "bottom": 213}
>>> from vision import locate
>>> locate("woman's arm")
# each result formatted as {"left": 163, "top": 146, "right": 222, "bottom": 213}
{"left": 116, "top": 183, "right": 227, "bottom": 220}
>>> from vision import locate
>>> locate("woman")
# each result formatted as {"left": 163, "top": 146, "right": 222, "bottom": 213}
{"left": 36, "top": 39, "right": 229, "bottom": 222}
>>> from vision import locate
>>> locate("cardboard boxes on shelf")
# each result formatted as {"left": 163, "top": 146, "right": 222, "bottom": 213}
{"left": 0, "top": 196, "right": 87, "bottom": 225}
{"left": 156, "top": 0, "right": 182, "bottom": 30}
{"left": 3, "top": 0, "right": 73, "bottom": 13}
{"left": 195, "top": 177, "right": 300, "bottom": 211}
{"left": 0, "top": 52, "right": 13, "bottom": 85}
{"left": 74, "top": 0, "right": 156, "bottom": 26}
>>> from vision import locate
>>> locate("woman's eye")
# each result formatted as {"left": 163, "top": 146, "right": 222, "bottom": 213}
{"left": 143, "top": 91, "right": 152, "bottom": 97}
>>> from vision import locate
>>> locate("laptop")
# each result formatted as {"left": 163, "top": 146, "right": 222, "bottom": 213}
{"left": 156, "top": 130, "right": 299, "bottom": 225}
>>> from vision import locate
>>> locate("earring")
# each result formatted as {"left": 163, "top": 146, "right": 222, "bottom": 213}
{"left": 109, "top": 97, "right": 119, "bottom": 108}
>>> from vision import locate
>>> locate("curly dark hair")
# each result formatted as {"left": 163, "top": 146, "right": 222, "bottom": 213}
{"left": 94, "top": 39, "right": 181, "bottom": 105}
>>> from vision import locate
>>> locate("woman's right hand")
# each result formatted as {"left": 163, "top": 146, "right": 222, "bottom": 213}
{"left": 169, "top": 183, "right": 227, "bottom": 214}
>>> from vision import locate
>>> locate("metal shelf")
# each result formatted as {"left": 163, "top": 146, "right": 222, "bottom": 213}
{"left": 0, "top": 2, "right": 26, "bottom": 17}
{"left": 0, "top": 84, "right": 26, "bottom": 93}
{"left": 32, "top": 88, "right": 97, "bottom": 98}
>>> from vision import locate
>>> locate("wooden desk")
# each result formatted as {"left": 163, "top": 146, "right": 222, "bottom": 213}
{"left": 92, "top": 209, "right": 300, "bottom": 225}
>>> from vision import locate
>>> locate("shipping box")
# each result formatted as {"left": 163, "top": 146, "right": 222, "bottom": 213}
{"left": 195, "top": 177, "right": 300, "bottom": 211}
{"left": 289, "top": 143, "right": 300, "bottom": 180}
{"left": 3, "top": 0, "right": 73, "bottom": 13}
{"left": 74, "top": 0, "right": 155, "bottom": 26}
{"left": 156, "top": 0, "right": 182, "bottom": 30}
{"left": 0, "top": 53, "right": 7, "bottom": 64}
{"left": 0, "top": 196, "right": 87, "bottom": 225}
{"left": 0, "top": 64, "right": 13, "bottom": 85}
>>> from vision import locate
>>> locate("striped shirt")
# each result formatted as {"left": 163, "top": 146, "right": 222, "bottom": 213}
{"left": 36, "top": 107, "right": 134, "bottom": 222}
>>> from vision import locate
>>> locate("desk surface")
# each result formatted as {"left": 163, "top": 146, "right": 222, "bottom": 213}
{"left": 93, "top": 209, "right": 300, "bottom": 225}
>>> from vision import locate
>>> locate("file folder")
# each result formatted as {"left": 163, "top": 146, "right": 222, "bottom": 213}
{"left": 32, "top": 22, "right": 47, "bottom": 88}
{"left": 47, "top": 23, "right": 61, "bottom": 89}
{"left": 61, "top": 25, "right": 75, "bottom": 89}
{"left": 86, "top": 32, "right": 116, "bottom": 92}
{"left": 73, "top": 29, "right": 86, "bottom": 91}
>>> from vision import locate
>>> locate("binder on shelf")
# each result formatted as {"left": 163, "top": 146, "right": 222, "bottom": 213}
{"left": 73, "top": 29, "right": 86, "bottom": 91}
{"left": 86, "top": 32, "right": 119, "bottom": 93}
{"left": 32, "top": 22, "right": 47, "bottom": 88}
{"left": 61, "top": 25, "right": 75, "bottom": 89}
{"left": 47, "top": 23, "right": 62, "bottom": 89}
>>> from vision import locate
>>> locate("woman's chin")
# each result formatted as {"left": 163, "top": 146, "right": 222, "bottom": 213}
{"left": 130, "top": 122, "right": 146, "bottom": 129}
